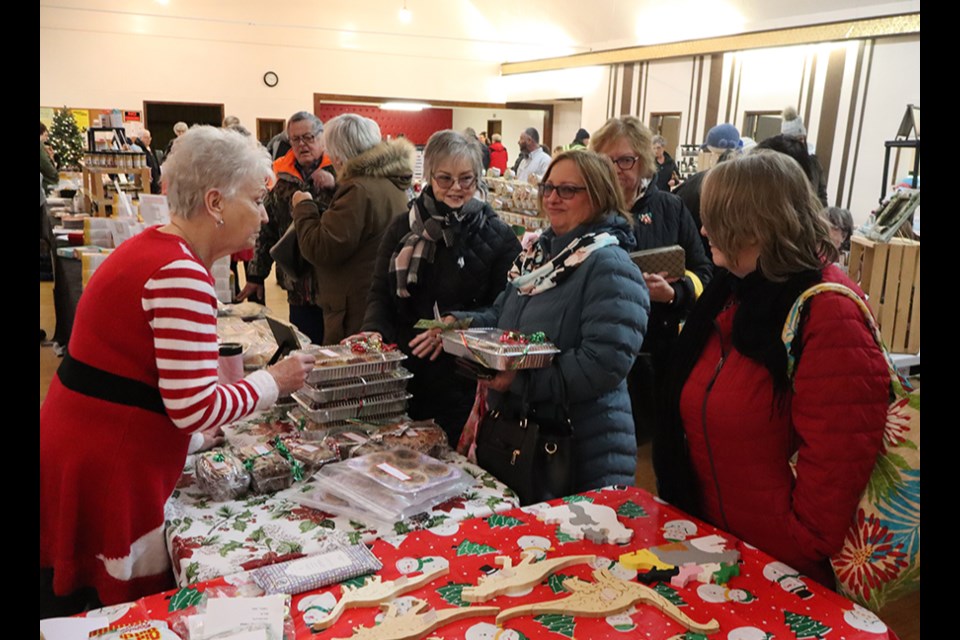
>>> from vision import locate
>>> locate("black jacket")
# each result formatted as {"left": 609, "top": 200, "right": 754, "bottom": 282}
{"left": 631, "top": 183, "right": 713, "bottom": 360}
{"left": 654, "top": 151, "right": 677, "bottom": 193}
{"left": 363, "top": 197, "right": 521, "bottom": 440}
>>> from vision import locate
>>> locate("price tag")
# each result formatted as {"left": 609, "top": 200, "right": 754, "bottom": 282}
{"left": 377, "top": 462, "right": 411, "bottom": 482}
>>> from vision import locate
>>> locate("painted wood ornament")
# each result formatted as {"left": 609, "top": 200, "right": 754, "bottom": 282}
{"left": 333, "top": 598, "right": 499, "bottom": 640}
{"left": 537, "top": 502, "right": 633, "bottom": 544}
{"left": 495, "top": 568, "right": 720, "bottom": 633}
{"left": 461, "top": 552, "right": 596, "bottom": 602}
{"left": 311, "top": 565, "right": 450, "bottom": 631}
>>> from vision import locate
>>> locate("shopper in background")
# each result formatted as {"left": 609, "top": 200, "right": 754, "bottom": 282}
{"left": 515, "top": 127, "right": 551, "bottom": 181}
{"left": 162, "top": 120, "right": 189, "bottom": 162}
{"left": 781, "top": 106, "right": 829, "bottom": 206}
{"left": 449, "top": 149, "right": 649, "bottom": 492}
{"left": 240, "top": 111, "right": 336, "bottom": 340}
{"left": 133, "top": 129, "right": 162, "bottom": 194}
{"left": 656, "top": 151, "right": 888, "bottom": 586}
{"left": 652, "top": 134, "right": 678, "bottom": 193}
{"left": 293, "top": 113, "right": 414, "bottom": 344}
{"left": 755, "top": 133, "right": 828, "bottom": 208}
{"left": 358, "top": 130, "right": 520, "bottom": 442}
{"left": 567, "top": 127, "right": 590, "bottom": 150}
{"left": 40, "top": 126, "right": 315, "bottom": 613}
{"left": 464, "top": 126, "right": 491, "bottom": 170}
{"left": 592, "top": 116, "right": 712, "bottom": 444}
{"left": 40, "top": 122, "right": 58, "bottom": 194}
{"left": 674, "top": 122, "right": 743, "bottom": 258}
{"left": 488, "top": 133, "right": 508, "bottom": 176}
{"left": 824, "top": 206, "right": 854, "bottom": 252}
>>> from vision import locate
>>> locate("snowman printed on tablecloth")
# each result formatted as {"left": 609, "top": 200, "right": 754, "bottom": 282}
{"left": 519, "top": 502, "right": 551, "bottom": 518}
{"left": 727, "top": 626, "right": 774, "bottom": 640}
{"left": 298, "top": 592, "right": 337, "bottom": 626}
{"left": 605, "top": 605, "right": 638, "bottom": 632}
{"left": 589, "top": 556, "right": 637, "bottom": 581}
{"left": 427, "top": 520, "right": 461, "bottom": 537}
{"left": 396, "top": 555, "right": 450, "bottom": 576}
{"left": 465, "top": 621, "right": 524, "bottom": 640}
{"left": 662, "top": 519, "right": 698, "bottom": 542}
{"left": 517, "top": 535, "right": 554, "bottom": 561}
{"left": 843, "top": 604, "right": 889, "bottom": 633}
{"left": 85, "top": 603, "right": 133, "bottom": 624}
{"left": 762, "top": 561, "right": 813, "bottom": 600}
{"left": 697, "top": 583, "right": 756, "bottom": 604}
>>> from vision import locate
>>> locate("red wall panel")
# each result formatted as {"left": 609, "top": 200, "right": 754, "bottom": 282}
{"left": 317, "top": 103, "right": 452, "bottom": 146}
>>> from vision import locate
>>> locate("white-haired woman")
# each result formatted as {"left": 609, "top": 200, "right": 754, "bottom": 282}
{"left": 358, "top": 130, "right": 521, "bottom": 443}
{"left": 40, "top": 126, "right": 314, "bottom": 612}
{"left": 293, "top": 114, "right": 415, "bottom": 343}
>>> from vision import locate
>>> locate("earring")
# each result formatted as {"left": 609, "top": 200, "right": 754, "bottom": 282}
{"left": 216, "top": 217, "right": 225, "bottom": 227}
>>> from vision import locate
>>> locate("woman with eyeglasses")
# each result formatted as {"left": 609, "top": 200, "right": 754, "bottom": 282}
{"left": 292, "top": 114, "right": 415, "bottom": 344}
{"left": 592, "top": 116, "right": 713, "bottom": 444}
{"left": 447, "top": 149, "right": 649, "bottom": 495}
{"left": 357, "top": 130, "right": 521, "bottom": 443}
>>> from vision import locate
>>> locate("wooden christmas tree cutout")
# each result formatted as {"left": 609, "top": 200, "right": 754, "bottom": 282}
{"left": 461, "top": 552, "right": 596, "bottom": 602}
{"left": 311, "top": 565, "right": 450, "bottom": 631}
{"left": 333, "top": 598, "right": 498, "bottom": 640}
{"left": 495, "top": 568, "right": 720, "bottom": 634}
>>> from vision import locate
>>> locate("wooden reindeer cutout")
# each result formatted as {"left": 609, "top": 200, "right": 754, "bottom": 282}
{"left": 311, "top": 565, "right": 449, "bottom": 631}
{"left": 496, "top": 568, "right": 719, "bottom": 634}
{"left": 462, "top": 552, "right": 596, "bottom": 602}
{"left": 334, "top": 598, "right": 498, "bottom": 640}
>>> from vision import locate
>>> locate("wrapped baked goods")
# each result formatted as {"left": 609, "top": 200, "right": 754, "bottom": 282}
{"left": 250, "top": 544, "right": 382, "bottom": 596}
{"left": 322, "top": 428, "right": 377, "bottom": 460}
{"left": 222, "top": 417, "right": 296, "bottom": 448}
{"left": 195, "top": 448, "right": 251, "bottom": 501}
{"left": 274, "top": 436, "right": 338, "bottom": 477}
{"left": 367, "top": 419, "right": 449, "bottom": 457}
{"left": 234, "top": 443, "right": 293, "bottom": 494}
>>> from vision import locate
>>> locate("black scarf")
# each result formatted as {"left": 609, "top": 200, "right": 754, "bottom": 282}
{"left": 654, "top": 266, "right": 823, "bottom": 515}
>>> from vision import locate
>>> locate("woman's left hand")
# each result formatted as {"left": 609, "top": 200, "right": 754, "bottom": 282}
{"left": 643, "top": 271, "right": 678, "bottom": 303}
{"left": 487, "top": 369, "right": 517, "bottom": 393}
{"left": 198, "top": 427, "right": 225, "bottom": 452}
{"left": 409, "top": 328, "right": 444, "bottom": 361}
{"left": 292, "top": 191, "right": 313, "bottom": 208}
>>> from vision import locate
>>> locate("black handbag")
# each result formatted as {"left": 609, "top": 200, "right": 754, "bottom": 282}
{"left": 475, "top": 402, "right": 574, "bottom": 506}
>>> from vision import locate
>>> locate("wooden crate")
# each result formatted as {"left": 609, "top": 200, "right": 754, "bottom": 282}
{"left": 848, "top": 236, "right": 920, "bottom": 353}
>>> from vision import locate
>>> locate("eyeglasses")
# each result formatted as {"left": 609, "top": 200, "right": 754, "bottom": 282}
{"left": 539, "top": 182, "right": 587, "bottom": 200}
{"left": 432, "top": 173, "right": 477, "bottom": 190}
{"left": 609, "top": 155, "right": 640, "bottom": 170}
{"left": 290, "top": 133, "right": 317, "bottom": 146}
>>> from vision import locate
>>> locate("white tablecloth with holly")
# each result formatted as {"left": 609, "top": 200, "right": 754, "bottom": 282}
{"left": 163, "top": 451, "right": 519, "bottom": 587}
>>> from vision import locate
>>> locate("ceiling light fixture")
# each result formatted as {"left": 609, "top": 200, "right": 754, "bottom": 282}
{"left": 399, "top": 1, "right": 412, "bottom": 23}
{"left": 380, "top": 102, "right": 431, "bottom": 112}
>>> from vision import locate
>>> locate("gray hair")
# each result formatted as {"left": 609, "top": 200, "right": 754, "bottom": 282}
{"left": 323, "top": 114, "right": 381, "bottom": 163}
{"left": 523, "top": 127, "right": 540, "bottom": 143}
{"left": 162, "top": 125, "right": 272, "bottom": 220}
{"left": 287, "top": 111, "right": 324, "bottom": 136}
{"left": 423, "top": 130, "right": 484, "bottom": 181}
{"left": 652, "top": 135, "right": 667, "bottom": 146}
{"left": 173, "top": 121, "right": 188, "bottom": 135}
{"left": 492, "top": 133, "right": 502, "bottom": 142}
{"left": 222, "top": 115, "right": 241, "bottom": 128}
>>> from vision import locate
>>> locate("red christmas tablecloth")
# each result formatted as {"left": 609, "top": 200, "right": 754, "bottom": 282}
{"left": 92, "top": 486, "right": 893, "bottom": 639}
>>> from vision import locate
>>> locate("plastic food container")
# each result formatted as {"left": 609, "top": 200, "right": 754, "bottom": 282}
{"left": 442, "top": 328, "right": 560, "bottom": 370}
{"left": 291, "top": 391, "right": 412, "bottom": 423}
{"left": 302, "top": 345, "right": 407, "bottom": 383}
{"left": 297, "top": 368, "right": 412, "bottom": 404}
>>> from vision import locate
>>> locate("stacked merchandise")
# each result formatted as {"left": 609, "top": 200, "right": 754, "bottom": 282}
{"left": 290, "top": 337, "right": 412, "bottom": 433}
{"left": 484, "top": 176, "right": 548, "bottom": 231}
{"left": 298, "top": 447, "right": 471, "bottom": 524}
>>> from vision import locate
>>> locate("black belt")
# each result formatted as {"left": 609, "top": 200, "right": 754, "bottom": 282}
{"left": 57, "top": 351, "right": 167, "bottom": 416}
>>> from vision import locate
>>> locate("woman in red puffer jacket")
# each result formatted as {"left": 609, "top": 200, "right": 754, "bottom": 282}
{"left": 654, "top": 151, "right": 889, "bottom": 587}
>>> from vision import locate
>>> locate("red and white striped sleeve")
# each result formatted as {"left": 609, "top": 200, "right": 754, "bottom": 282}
{"left": 142, "top": 256, "right": 279, "bottom": 433}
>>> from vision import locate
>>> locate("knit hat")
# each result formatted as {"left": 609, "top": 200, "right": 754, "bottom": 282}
{"left": 781, "top": 106, "right": 807, "bottom": 138}
{"left": 702, "top": 123, "right": 742, "bottom": 151}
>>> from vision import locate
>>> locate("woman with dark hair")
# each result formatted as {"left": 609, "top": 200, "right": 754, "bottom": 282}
{"left": 656, "top": 151, "right": 888, "bottom": 586}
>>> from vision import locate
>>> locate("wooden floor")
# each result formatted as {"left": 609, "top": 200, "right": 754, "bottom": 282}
{"left": 39, "top": 276, "right": 920, "bottom": 638}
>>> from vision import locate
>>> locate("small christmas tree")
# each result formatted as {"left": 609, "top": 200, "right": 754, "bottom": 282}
{"left": 437, "top": 582, "right": 470, "bottom": 607}
{"left": 49, "top": 107, "right": 85, "bottom": 170}
{"left": 534, "top": 613, "right": 576, "bottom": 637}
{"left": 654, "top": 582, "right": 688, "bottom": 607}
{"left": 617, "top": 500, "right": 648, "bottom": 518}
{"left": 455, "top": 540, "right": 498, "bottom": 556}
{"left": 546, "top": 573, "right": 573, "bottom": 593}
{"left": 168, "top": 586, "right": 203, "bottom": 612}
{"left": 784, "top": 610, "right": 832, "bottom": 638}
{"left": 487, "top": 514, "right": 525, "bottom": 528}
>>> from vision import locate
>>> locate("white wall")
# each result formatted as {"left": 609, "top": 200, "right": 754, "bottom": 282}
{"left": 643, "top": 59, "right": 696, "bottom": 122}
{"left": 846, "top": 36, "right": 920, "bottom": 221}
{"left": 552, "top": 101, "right": 583, "bottom": 149}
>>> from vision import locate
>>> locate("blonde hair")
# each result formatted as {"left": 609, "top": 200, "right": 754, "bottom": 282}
{"left": 590, "top": 115, "right": 657, "bottom": 180}
{"left": 701, "top": 151, "right": 837, "bottom": 280}
{"left": 540, "top": 149, "right": 631, "bottom": 225}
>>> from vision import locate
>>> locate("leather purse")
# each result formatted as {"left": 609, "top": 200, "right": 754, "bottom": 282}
{"left": 475, "top": 403, "right": 574, "bottom": 506}
{"left": 269, "top": 222, "right": 312, "bottom": 280}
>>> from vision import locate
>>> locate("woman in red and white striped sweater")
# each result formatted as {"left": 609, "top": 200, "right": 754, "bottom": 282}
{"left": 40, "top": 126, "right": 315, "bottom": 612}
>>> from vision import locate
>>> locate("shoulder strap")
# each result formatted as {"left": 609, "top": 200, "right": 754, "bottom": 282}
{"left": 781, "top": 282, "right": 910, "bottom": 393}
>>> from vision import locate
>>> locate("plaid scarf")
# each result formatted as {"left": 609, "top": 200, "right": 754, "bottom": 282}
{"left": 509, "top": 229, "right": 619, "bottom": 296}
{"left": 390, "top": 187, "right": 484, "bottom": 298}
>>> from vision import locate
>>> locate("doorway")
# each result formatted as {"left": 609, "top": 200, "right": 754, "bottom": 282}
{"left": 649, "top": 112, "right": 682, "bottom": 154}
{"left": 143, "top": 101, "right": 224, "bottom": 160}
